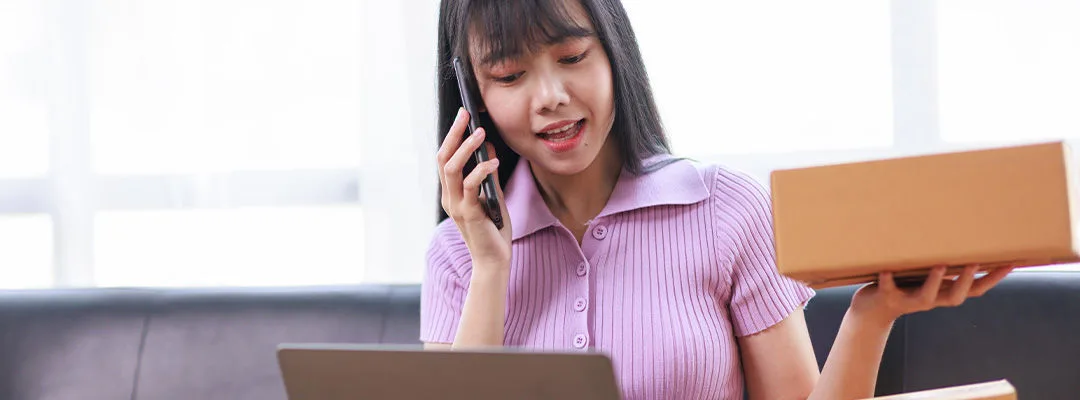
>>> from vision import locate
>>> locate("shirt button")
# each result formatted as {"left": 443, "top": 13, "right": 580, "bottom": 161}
{"left": 576, "top": 262, "right": 589, "bottom": 277}
{"left": 572, "top": 333, "right": 589, "bottom": 349}
{"left": 591, "top": 224, "right": 608, "bottom": 240}
{"left": 573, "top": 298, "right": 588, "bottom": 312}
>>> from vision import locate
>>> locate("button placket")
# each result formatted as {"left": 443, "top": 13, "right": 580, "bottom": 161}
{"left": 569, "top": 220, "right": 613, "bottom": 351}
{"left": 570, "top": 255, "right": 591, "bottom": 350}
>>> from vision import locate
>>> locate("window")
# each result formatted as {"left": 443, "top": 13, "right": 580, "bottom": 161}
{"left": 938, "top": 0, "right": 1080, "bottom": 145}
{"left": 0, "top": 1, "right": 437, "bottom": 288}
{"left": 81, "top": 1, "right": 374, "bottom": 287}
{"left": 1, "top": 1, "right": 1075, "bottom": 289}
{"left": 88, "top": 0, "right": 363, "bottom": 175}
{"left": 624, "top": 1, "right": 894, "bottom": 156}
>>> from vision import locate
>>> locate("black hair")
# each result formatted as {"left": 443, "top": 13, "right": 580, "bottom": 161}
{"left": 435, "top": 0, "right": 673, "bottom": 222}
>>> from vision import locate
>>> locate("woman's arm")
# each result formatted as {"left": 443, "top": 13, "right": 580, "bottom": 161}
{"left": 425, "top": 110, "right": 514, "bottom": 350}
{"left": 738, "top": 305, "right": 895, "bottom": 400}
{"left": 740, "top": 265, "right": 1014, "bottom": 400}
{"left": 737, "top": 308, "right": 819, "bottom": 400}
{"left": 422, "top": 265, "right": 510, "bottom": 350}
{"left": 806, "top": 307, "right": 893, "bottom": 399}
{"left": 449, "top": 267, "right": 510, "bottom": 349}
{"left": 811, "top": 266, "right": 1013, "bottom": 399}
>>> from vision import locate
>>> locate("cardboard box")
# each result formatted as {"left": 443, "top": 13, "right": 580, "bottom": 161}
{"left": 771, "top": 141, "right": 1079, "bottom": 289}
{"left": 867, "top": 379, "right": 1016, "bottom": 400}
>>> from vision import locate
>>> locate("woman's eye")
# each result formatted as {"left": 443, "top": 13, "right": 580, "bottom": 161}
{"left": 493, "top": 72, "right": 522, "bottom": 83}
{"left": 560, "top": 51, "right": 588, "bottom": 64}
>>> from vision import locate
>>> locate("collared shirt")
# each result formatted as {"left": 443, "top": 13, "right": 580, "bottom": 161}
{"left": 421, "top": 155, "right": 815, "bottom": 400}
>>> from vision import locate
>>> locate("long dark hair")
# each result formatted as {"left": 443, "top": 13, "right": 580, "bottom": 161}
{"left": 435, "top": 0, "right": 672, "bottom": 222}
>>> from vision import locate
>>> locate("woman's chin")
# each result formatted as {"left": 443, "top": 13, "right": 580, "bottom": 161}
{"left": 525, "top": 136, "right": 616, "bottom": 178}
{"left": 529, "top": 154, "right": 594, "bottom": 177}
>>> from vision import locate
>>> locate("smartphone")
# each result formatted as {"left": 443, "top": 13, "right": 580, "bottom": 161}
{"left": 452, "top": 56, "right": 504, "bottom": 229}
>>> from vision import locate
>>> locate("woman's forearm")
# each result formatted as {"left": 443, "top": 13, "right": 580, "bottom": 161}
{"left": 809, "top": 310, "right": 895, "bottom": 400}
{"left": 452, "top": 265, "right": 510, "bottom": 349}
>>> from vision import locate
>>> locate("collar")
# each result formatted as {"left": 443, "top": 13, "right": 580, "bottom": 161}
{"left": 503, "top": 154, "right": 711, "bottom": 241}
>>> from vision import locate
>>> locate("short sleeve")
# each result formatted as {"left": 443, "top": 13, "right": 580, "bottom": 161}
{"left": 713, "top": 167, "right": 815, "bottom": 337}
{"left": 419, "top": 221, "right": 472, "bottom": 344}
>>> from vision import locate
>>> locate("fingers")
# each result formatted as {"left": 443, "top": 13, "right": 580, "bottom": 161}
{"left": 446, "top": 126, "right": 486, "bottom": 176}
{"left": 879, "top": 271, "right": 899, "bottom": 295}
{"left": 945, "top": 265, "right": 978, "bottom": 306}
{"left": 919, "top": 266, "right": 947, "bottom": 306}
{"left": 969, "top": 266, "right": 1015, "bottom": 297}
{"left": 463, "top": 157, "right": 500, "bottom": 204}
{"left": 443, "top": 127, "right": 487, "bottom": 207}
{"left": 438, "top": 108, "right": 470, "bottom": 214}
{"left": 434, "top": 107, "right": 499, "bottom": 225}
{"left": 872, "top": 264, "right": 1015, "bottom": 320}
{"left": 437, "top": 108, "right": 469, "bottom": 166}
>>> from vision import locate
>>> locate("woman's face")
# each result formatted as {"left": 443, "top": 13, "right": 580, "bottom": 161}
{"left": 470, "top": 3, "right": 616, "bottom": 177}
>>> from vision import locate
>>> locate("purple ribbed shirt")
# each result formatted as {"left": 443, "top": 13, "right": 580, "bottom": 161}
{"left": 421, "top": 155, "right": 815, "bottom": 399}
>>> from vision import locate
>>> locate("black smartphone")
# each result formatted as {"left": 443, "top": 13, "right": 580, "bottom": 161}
{"left": 452, "top": 56, "right": 504, "bottom": 230}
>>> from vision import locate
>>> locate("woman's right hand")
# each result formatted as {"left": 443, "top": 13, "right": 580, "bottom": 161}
{"left": 437, "top": 108, "right": 513, "bottom": 271}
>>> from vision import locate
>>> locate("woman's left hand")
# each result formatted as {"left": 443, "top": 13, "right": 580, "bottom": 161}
{"left": 849, "top": 264, "right": 1016, "bottom": 327}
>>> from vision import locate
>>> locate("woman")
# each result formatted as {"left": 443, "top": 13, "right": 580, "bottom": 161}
{"left": 422, "top": 0, "right": 1013, "bottom": 398}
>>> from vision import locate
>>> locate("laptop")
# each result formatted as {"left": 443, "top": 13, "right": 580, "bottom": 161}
{"left": 276, "top": 343, "right": 621, "bottom": 400}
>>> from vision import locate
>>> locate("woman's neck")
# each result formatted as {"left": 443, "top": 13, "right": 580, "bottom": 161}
{"left": 531, "top": 140, "right": 623, "bottom": 233}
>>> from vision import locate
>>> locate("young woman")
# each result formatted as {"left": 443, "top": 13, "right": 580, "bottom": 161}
{"left": 422, "top": 0, "right": 1014, "bottom": 398}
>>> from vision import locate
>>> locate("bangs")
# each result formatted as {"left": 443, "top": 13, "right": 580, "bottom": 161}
{"left": 462, "top": 0, "right": 596, "bottom": 67}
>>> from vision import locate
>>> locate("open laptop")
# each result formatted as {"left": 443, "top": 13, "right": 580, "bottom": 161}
{"left": 276, "top": 343, "right": 621, "bottom": 400}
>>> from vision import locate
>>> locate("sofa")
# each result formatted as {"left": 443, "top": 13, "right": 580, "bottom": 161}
{"left": 0, "top": 270, "right": 1076, "bottom": 399}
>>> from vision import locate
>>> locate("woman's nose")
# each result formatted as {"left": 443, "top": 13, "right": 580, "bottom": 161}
{"left": 533, "top": 73, "right": 570, "bottom": 114}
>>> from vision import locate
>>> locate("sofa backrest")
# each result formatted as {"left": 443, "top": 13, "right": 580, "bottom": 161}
{"left": 0, "top": 289, "right": 154, "bottom": 400}
{"left": 131, "top": 285, "right": 421, "bottom": 400}
{"left": 0, "top": 285, "right": 420, "bottom": 400}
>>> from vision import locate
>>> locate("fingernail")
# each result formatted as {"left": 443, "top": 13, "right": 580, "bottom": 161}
{"left": 457, "top": 107, "right": 464, "bottom": 119}
{"left": 492, "top": 158, "right": 500, "bottom": 167}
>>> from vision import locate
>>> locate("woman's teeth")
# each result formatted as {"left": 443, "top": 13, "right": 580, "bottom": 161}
{"left": 539, "top": 120, "right": 581, "bottom": 141}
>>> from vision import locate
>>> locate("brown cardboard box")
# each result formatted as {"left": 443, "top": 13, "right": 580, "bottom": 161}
{"left": 867, "top": 380, "right": 1016, "bottom": 400}
{"left": 771, "top": 141, "right": 1079, "bottom": 289}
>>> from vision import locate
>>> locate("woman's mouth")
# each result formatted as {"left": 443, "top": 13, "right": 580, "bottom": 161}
{"left": 537, "top": 119, "right": 586, "bottom": 153}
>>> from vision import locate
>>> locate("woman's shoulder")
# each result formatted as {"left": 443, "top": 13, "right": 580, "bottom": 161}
{"left": 667, "top": 157, "right": 771, "bottom": 210}
{"left": 661, "top": 159, "right": 775, "bottom": 246}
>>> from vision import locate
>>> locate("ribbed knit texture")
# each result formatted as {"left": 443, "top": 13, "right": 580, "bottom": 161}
{"left": 421, "top": 157, "right": 815, "bottom": 400}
